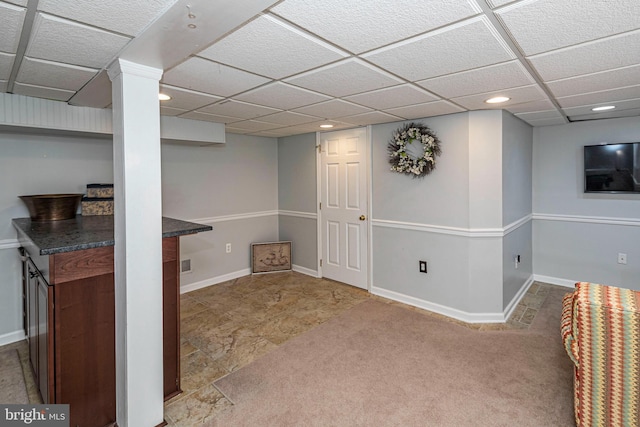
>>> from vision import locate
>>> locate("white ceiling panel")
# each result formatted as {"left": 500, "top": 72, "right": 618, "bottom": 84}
{"left": 3, "top": 0, "right": 27, "bottom": 5}
{"left": 17, "top": 57, "right": 97, "bottom": 91}
{"left": 339, "top": 111, "right": 403, "bottom": 126}
{"left": 285, "top": 59, "right": 402, "bottom": 97}
{"left": 13, "top": 82, "right": 74, "bottom": 101}
{"left": 162, "top": 57, "right": 270, "bottom": 97}
{"left": 37, "top": 0, "right": 177, "bottom": 37}
{"left": 364, "top": 17, "right": 516, "bottom": 81}
{"left": 344, "top": 85, "right": 439, "bottom": 110}
{"left": 518, "top": 116, "right": 566, "bottom": 127}
{"left": 567, "top": 107, "right": 640, "bottom": 122}
{"left": 279, "top": 120, "right": 353, "bottom": 135}
{"left": 487, "top": 0, "right": 514, "bottom": 7}
{"left": 546, "top": 65, "right": 640, "bottom": 98}
{"left": 258, "top": 111, "right": 320, "bottom": 126}
{"left": 293, "top": 99, "right": 372, "bottom": 119}
{"left": 0, "top": 80, "right": 7, "bottom": 92}
{"left": 198, "top": 14, "right": 346, "bottom": 79}
{"left": 180, "top": 111, "right": 241, "bottom": 124}
{"left": 562, "top": 98, "right": 640, "bottom": 117}
{"left": 451, "top": 84, "right": 546, "bottom": 110}
{"left": 235, "top": 82, "right": 331, "bottom": 110}
{"left": 226, "top": 119, "right": 282, "bottom": 133}
{"left": 199, "top": 99, "right": 280, "bottom": 119}
{"left": 417, "top": 61, "right": 535, "bottom": 99}
{"left": 272, "top": 0, "right": 481, "bottom": 54}
{"left": 557, "top": 85, "right": 640, "bottom": 109}
{"left": 505, "top": 99, "right": 557, "bottom": 114}
{"left": 160, "top": 106, "right": 188, "bottom": 116}
{"left": 528, "top": 30, "right": 640, "bottom": 82}
{"left": 386, "top": 100, "right": 466, "bottom": 120}
{"left": 515, "top": 110, "right": 564, "bottom": 122}
{"left": 0, "top": 2, "right": 26, "bottom": 53}
{"left": 0, "top": 52, "right": 15, "bottom": 80}
{"left": 158, "top": 84, "right": 222, "bottom": 110}
{"left": 496, "top": 0, "right": 640, "bottom": 56}
{"left": 26, "top": 13, "right": 131, "bottom": 68}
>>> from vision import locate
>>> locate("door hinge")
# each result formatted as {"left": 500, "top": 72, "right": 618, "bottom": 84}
{"left": 317, "top": 145, "right": 321, "bottom": 153}
{"left": 176, "top": 378, "right": 179, "bottom": 387}
{"left": 320, "top": 259, "right": 322, "bottom": 267}
{"left": 319, "top": 202, "right": 322, "bottom": 210}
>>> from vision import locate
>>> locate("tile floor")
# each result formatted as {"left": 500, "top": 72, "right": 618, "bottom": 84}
{"left": 1, "top": 273, "right": 558, "bottom": 426}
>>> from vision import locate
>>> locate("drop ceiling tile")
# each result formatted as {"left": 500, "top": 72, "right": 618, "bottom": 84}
{"left": 247, "top": 129, "right": 292, "bottom": 138}
{"left": 13, "top": 82, "right": 74, "bottom": 101}
{"left": 515, "top": 110, "right": 564, "bottom": 122}
{"left": 258, "top": 111, "right": 320, "bottom": 126}
{"left": 546, "top": 65, "right": 640, "bottom": 98}
{"left": 4, "top": 0, "right": 27, "bottom": 5}
{"left": 386, "top": 101, "right": 466, "bottom": 120}
{"left": 557, "top": 85, "right": 640, "bottom": 109}
{"left": 505, "top": 99, "right": 556, "bottom": 114}
{"left": 235, "top": 82, "right": 331, "bottom": 110}
{"left": 528, "top": 30, "right": 640, "bottom": 82}
{"left": 26, "top": 13, "right": 131, "bottom": 68}
{"left": 225, "top": 120, "right": 282, "bottom": 133}
{"left": 180, "top": 111, "right": 241, "bottom": 124}
{"left": 17, "top": 57, "right": 97, "bottom": 91}
{"left": 451, "top": 85, "right": 546, "bottom": 110}
{"left": 272, "top": 0, "right": 481, "bottom": 53}
{"left": 285, "top": 59, "right": 402, "bottom": 97}
{"left": 281, "top": 120, "right": 354, "bottom": 135}
{"left": 158, "top": 84, "right": 222, "bottom": 111}
{"left": 199, "top": 14, "right": 347, "bottom": 79}
{"left": 567, "top": 107, "right": 640, "bottom": 122}
{"left": 364, "top": 17, "right": 516, "bottom": 81}
{"left": 496, "top": 0, "right": 640, "bottom": 56}
{"left": 293, "top": 99, "right": 372, "bottom": 119}
{"left": 0, "top": 80, "right": 7, "bottom": 92}
{"left": 487, "top": 0, "right": 514, "bottom": 7}
{"left": 0, "top": 2, "right": 26, "bottom": 53}
{"left": 163, "top": 57, "right": 270, "bottom": 97}
{"left": 339, "top": 111, "right": 404, "bottom": 126}
{"left": 344, "top": 85, "right": 439, "bottom": 110}
{"left": 37, "top": 0, "right": 176, "bottom": 37}
{"left": 0, "top": 52, "right": 15, "bottom": 80}
{"left": 199, "top": 99, "right": 280, "bottom": 119}
{"left": 160, "top": 106, "right": 188, "bottom": 117}
{"left": 519, "top": 116, "right": 566, "bottom": 127}
{"left": 562, "top": 98, "right": 640, "bottom": 117}
{"left": 417, "top": 61, "right": 535, "bottom": 99}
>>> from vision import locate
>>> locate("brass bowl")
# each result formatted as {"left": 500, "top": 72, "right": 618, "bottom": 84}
{"left": 19, "top": 194, "right": 83, "bottom": 221}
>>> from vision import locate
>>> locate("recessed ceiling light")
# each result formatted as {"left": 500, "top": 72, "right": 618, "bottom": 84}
{"left": 158, "top": 93, "right": 171, "bottom": 101}
{"left": 485, "top": 96, "right": 510, "bottom": 104}
{"left": 320, "top": 124, "right": 334, "bottom": 129}
{"left": 591, "top": 105, "right": 615, "bottom": 112}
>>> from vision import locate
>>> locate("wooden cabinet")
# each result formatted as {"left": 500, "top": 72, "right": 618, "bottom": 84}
{"left": 21, "top": 237, "right": 181, "bottom": 427}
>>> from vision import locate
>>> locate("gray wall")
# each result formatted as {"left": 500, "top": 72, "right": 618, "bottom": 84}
{"left": 501, "top": 112, "right": 533, "bottom": 307}
{"left": 277, "top": 133, "right": 318, "bottom": 271}
{"left": 0, "top": 131, "right": 280, "bottom": 342}
{"left": 533, "top": 116, "right": 640, "bottom": 289}
{"left": 0, "top": 133, "right": 114, "bottom": 341}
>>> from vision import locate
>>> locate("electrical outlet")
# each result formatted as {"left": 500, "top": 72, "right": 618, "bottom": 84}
{"left": 419, "top": 260, "right": 427, "bottom": 273}
{"left": 618, "top": 253, "right": 627, "bottom": 265}
{"left": 226, "top": 243, "right": 232, "bottom": 253}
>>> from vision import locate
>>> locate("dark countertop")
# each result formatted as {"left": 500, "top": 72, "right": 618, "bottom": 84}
{"left": 12, "top": 215, "right": 212, "bottom": 255}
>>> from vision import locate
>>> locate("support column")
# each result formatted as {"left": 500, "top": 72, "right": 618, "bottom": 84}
{"left": 107, "top": 59, "right": 164, "bottom": 427}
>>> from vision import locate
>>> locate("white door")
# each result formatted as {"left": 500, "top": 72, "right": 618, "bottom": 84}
{"left": 320, "top": 127, "right": 368, "bottom": 289}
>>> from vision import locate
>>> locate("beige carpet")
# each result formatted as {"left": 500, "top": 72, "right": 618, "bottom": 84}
{"left": 210, "top": 287, "right": 575, "bottom": 426}
{"left": 0, "top": 349, "right": 29, "bottom": 404}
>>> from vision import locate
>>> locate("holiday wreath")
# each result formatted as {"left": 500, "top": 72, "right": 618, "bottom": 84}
{"left": 388, "top": 122, "right": 442, "bottom": 178}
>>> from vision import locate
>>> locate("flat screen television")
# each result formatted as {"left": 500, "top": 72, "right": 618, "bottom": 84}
{"left": 584, "top": 142, "right": 640, "bottom": 193}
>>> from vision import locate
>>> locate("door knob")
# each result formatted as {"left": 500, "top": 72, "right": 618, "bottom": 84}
{"left": 359, "top": 215, "right": 366, "bottom": 221}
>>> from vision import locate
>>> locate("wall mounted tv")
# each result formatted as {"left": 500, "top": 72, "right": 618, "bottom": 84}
{"left": 584, "top": 142, "right": 640, "bottom": 193}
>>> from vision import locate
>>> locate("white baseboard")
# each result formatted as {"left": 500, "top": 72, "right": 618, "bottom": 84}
{"left": 370, "top": 286, "right": 505, "bottom": 323}
{"left": 0, "top": 330, "right": 25, "bottom": 346}
{"left": 180, "top": 268, "right": 251, "bottom": 294}
{"left": 533, "top": 274, "right": 576, "bottom": 289}
{"left": 503, "top": 275, "right": 534, "bottom": 321}
{"left": 292, "top": 264, "right": 319, "bottom": 278}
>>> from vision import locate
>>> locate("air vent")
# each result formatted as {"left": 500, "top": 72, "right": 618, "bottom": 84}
{"left": 180, "top": 259, "right": 192, "bottom": 274}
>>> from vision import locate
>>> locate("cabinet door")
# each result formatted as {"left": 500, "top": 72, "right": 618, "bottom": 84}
{"left": 37, "top": 277, "right": 49, "bottom": 403}
{"left": 27, "top": 260, "right": 39, "bottom": 378}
